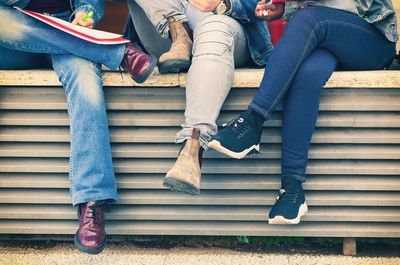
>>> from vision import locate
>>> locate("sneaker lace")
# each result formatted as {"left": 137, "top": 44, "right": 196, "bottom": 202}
{"left": 276, "top": 187, "right": 299, "bottom": 203}
{"left": 222, "top": 116, "right": 248, "bottom": 137}
{"left": 118, "top": 66, "right": 124, "bottom": 79}
{"left": 86, "top": 201, "right": 106, "bottom": 225}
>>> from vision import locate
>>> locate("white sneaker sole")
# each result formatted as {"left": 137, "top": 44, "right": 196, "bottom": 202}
{"left": 268, "top": 202, "right": 308, "bottom": 225}
{"left": 208, "top": 140, "right": 260, "bottom": 159}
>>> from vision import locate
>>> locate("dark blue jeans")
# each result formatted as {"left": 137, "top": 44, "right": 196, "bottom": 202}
{"left": 249, "top": 6, "right": 396, "bottom": 181}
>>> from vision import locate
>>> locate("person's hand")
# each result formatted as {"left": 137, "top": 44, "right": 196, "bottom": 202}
{"left": 255, "top": 1, "right": 285, "bottom": 22}
{"left": 188, "top": 0, "right": 221, "bottom": 12}
{"left": 71, "top": 11, "right": 94, "bottom": 28}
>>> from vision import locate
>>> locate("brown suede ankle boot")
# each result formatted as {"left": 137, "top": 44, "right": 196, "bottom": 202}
{"left": 158, "top": 15, "right": 193, "bottom": 74}
{"left": 163, "top": 128, "right": 203, "bottom": 195}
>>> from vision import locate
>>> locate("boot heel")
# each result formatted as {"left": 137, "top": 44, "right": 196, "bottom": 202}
{"left": 163, "top": 176, "right": 200, "bottom": 196}
{"left": 158, "top": 16, "right": 193, "bottom": 74}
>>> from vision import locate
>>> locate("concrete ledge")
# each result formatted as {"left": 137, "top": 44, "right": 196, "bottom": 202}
{"left": 0, "top": 69, "right": 180, "bottom": 87}
{"left": 0, "top": 68, "right": 399, "bottom": 88}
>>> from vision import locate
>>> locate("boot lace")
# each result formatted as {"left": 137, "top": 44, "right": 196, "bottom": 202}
{"left": 118, "top": 66, "right": 124, "bottom": 79}
{"left": 86, "top": 201, "right": 106, "bottom": 225}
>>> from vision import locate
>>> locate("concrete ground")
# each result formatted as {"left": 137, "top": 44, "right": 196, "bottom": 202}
{"left": 1, "top": 242, "right": 400, "bottom": 265}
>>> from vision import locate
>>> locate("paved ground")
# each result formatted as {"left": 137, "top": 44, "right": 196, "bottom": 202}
{"left": 1, "top": 240, "right": 400, "bottom": 265}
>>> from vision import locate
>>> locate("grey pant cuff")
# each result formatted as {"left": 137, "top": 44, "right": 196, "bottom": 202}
{"left": 176, "top": 135, "right": 209, "bottom": 151}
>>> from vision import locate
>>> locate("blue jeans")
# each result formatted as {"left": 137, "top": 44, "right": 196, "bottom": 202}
{"left": 0, "top": 5, "right": 125, "bottom": 70}
{"left": 249, "top": 6, "right": 396, "bottom": 181}
{"left": 0, "top": 5, "right": 122, "bottom": 205}
{"left": 128, "top": 0, "right": 250, "bottom": 149}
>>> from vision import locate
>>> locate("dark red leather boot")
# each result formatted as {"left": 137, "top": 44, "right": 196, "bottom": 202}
{"left": 74, "top": 201, "right": 107, "bottom": 254}
{"left": 120, "top": 43, "right": 157, "bottom": 84}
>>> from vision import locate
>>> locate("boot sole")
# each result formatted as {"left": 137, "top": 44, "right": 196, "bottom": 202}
{"left": 74, "top": 230, "right": 106, "bottom": 255}
{"left": 158, "top": 59, "right": 191, "bottom": 74}
{"left": 131, "top": 55, "right": 157, "bottom": 84}
{"left": 163, "top": 177, "right": 200, "bottom": 196}
{"left": 208, "top": 139, "right": 260, "bottom": 159}
{"left": 268, "top": 202, "right": 308, "bottom": 225}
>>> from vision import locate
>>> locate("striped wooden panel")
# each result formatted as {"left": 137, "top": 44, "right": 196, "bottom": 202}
{"left": 0, "top": 69, "right": 399, "bottom": 237}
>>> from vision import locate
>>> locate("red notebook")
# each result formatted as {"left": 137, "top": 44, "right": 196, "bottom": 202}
{"left": 15, "top": 7, "right": 130, "bottom": 45}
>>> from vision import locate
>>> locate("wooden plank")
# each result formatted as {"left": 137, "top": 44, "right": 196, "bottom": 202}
{"left": 116, "top": 174, "right": 400, "bottom": 191}
{"left": 1, "top": 110, "right": 399, "bottom": 127}
{"left": 0, "top": 220, "right": 400, "bottom": 237}
{"left": 1, "top": 205, "right": 399, "bottom": 222}
{"left": 0, "top": 158, "right": 399, "bottom": 175}
{"left": 1, "top": 87, "right": 400, "bottom": 111}
{"left": 1, "top": 142, "right": 400, "bottom": 159}
{"left": 343, "top": 238, "right": 357, "bottom": 255}
{"left": 1, "top": 127, "right": 399, "bottom": 144}
{"left": 1, "top": 173, "right": 400, "bottom": 191}
{"left": 1, "top": 189, "right": 399, "bottom": 206}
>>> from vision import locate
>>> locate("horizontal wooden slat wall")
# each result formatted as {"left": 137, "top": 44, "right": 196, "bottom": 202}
{"left": 0, "top": 69, "right": 399, "bottom": 237}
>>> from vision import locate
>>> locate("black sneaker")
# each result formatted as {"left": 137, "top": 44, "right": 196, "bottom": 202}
{"left": 208, "top": 109, "right": 265, "bottom": 159}
{"left": 268, "top": 175, "right": 308, "bottom": 224}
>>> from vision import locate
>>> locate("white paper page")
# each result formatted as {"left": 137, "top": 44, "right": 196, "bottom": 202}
{"left": 15, "top": 7, "right": 130, "bottom": 45}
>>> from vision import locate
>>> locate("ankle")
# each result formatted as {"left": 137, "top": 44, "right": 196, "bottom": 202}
{"left": 281, "top": 174, "right": 304, "bottom": 188}
{"left": 249, "top": 109, "right": 265, "bottom": 127}
{"left": 168, "top": 22, "right": 193, "bottom": 39}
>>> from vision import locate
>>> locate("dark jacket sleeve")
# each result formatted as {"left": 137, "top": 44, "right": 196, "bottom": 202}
{"left": 228, "top": 0, "right": 268, "bottom": 23}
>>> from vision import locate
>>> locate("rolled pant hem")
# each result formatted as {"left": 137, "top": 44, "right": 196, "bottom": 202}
{"left": 72, "top": 193, "right": 118, "bottom": 206}
{"left": 175, "top": 137, "right": 209, "bottom": 151}
{"left": 282, "top": 173, "right": 306, "bottom": 183}
{"left": 249, "top": 102, "right": 271, "bottom": 120}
